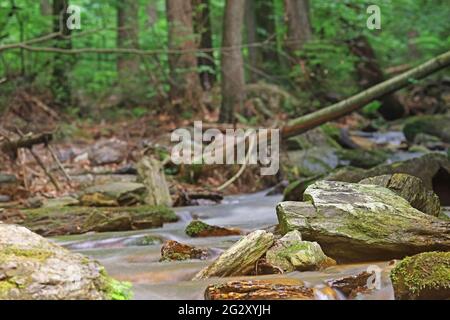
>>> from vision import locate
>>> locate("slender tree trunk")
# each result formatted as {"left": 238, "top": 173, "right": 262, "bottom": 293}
{"left": 245, "top": 0, "right": 278, "bottom": 82}
{"left": 284, "top": 0, "right": 311, "bottom": 57}
{"left": 52, "top": 0, "right": 72, "bottom": 108}
{"left": 219, "top": 0, "right": 246, "bottom": 123}
{"left": 166, "top": 0, "right": 203, "bottom": 108}
{"left": 192, "top": 0, "right": 216, "bottom": 90}
{"left": 282, "top": 50, "right": 450, "bottom": 138}
{"left": 256, "top": 0, "right": 278, "bottom": 63}
{"left": 348, "top": 35, "right": 405, "bottom": 120}
{"left": 117, "top": 0, "right": 140, "bottom": 104}
{"left": 245, "top": 0, "right": 260, "bottom": 83}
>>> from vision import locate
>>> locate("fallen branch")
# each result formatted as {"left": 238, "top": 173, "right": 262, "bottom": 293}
{"left": 281, "top": 50, "right": 450, "bottom": 138}
{"left": 0, "top": 132, "right": 53, "bottom": 158}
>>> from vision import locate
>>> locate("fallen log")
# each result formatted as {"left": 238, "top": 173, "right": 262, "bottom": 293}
{"left": 281, "top": 50, "right": 450, "bottom": 139}
{"left": 0, "top": 132, "right": 53, "bottom": 159}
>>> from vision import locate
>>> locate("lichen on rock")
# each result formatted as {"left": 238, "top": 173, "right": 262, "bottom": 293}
{"left": 390, "top": 251, "right": 450, "bottom": 300}
{"left": 0, "top": 223, "right": 132, "bottom": 300}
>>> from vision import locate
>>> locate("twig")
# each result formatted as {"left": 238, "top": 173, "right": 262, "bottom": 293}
{"left": 217, "top": 135, "right": 256, "bottom": 191}
{"left": 28, "top": 147, "right": 61, "bottom": 191}
{"left": 47, "top": 145, "right": 72, "bottom": 186}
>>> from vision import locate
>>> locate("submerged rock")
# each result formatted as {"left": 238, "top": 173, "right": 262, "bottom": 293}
{"left": 192, "top": 230, "right": 275, "bottom": 280}
{"left": 0, "top": 224, "right": 132, "bottom": 300}
{"left": 0, "top": 205, "right": 177, "bottom": 236}
{"left": 79, "top": 182, "right": 147, "bottom": 207}
{"left": 360, "top": 174, "right": 441, "bottom": 216}
{"left": 277, "top": 181, "right": 450, "bottom": 262}
{"left": 390, "top": 251, "right": 450, "bottom": 300}
{"left": 205, "top": 280, "right": 314, "bottom": 300}
{"left": 160, "top": 240, "right": 208, "bottom": 261}
{"left": 327, "top": 272, "right": 373, "bottom": 298}
{"left": 266, "top": 231, "right": 335, "bottom": 272}
{"left": 185, "top": 220, "right": 241, "bottom": 238}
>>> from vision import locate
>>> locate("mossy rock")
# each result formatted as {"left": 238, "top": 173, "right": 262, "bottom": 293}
{"left": 0, "top": 205, "right": 177, "bottom": 236}
{"left": 391, "top": 252, "right": 450, "bottom": 300}
{"left": 286, "top": 127, "right": 341, "bottom": 151}
{"left": 403, "top": 114, "right": 450, "bottom": 143}
{"left": 326, "top": 153, "right": 450, "bottom": 205}
{"left": 277, "top": 181, "right": 450, "bottom": 262}
{"left": 360, "top": 173, "right": 441, "bottom": 216}
{"left": 266, "top": 231, "right": 336, "bottom": 272}
{"left": 185, "top": 220, "right": 241, "bottom": 238}
{"left": 283, "top": 176, "right": 321, "bottom": 201}
{"left": 336, "top": 149, "right": 388, "bottom": 169}
{"left": 283, "top": 147, "right": 339, "bottom": 178}
{"left": 0, "top": 224, "right": 132, "bottom": 300}
{"left": 79, "top": 182, "right": 147, "bottom": 207}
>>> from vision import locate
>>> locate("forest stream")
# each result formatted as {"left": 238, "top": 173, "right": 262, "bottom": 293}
{"left": 55, "top": 190, "right": 397, "bottom": 300}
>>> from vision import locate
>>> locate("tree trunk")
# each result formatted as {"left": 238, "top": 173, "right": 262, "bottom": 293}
{"left": 284, "top": 0, "right": 311, "bottom": 57}
{"left": 166, "top": 0, "right": 203, "bottom": 108}
{"left": 117, "top": 0, "right": 140, "bottom": 104}
{"left": 245, "top": 0, "right": 260, "bottom": 83}
{"left": 281, "top": 50, "right": 450, "bottom": 139}
{"left": 192, "top": 0, "right": 216, "bottom": 90}
{"left": 52, "top": 0, "right": 72, "bottom": 108}
{"left": 219, "top": 0, "right": 246, "bottom": 123}
{"left": 348, "top": 36, "right": 405, "bottom": 120}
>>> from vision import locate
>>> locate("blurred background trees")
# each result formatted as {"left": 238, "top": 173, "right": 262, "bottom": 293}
{"left": 0, "top": 0, "right": 449, "bottom": 122}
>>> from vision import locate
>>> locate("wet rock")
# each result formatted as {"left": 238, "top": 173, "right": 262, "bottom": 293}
{"left": 266, "top": 231, "right": 336, "bottom": 272}
{"left": 88, "top": 138, "right": 127, "bottom": 166}
{"left": 185, "top": 220, "right": 241, "bottom": 238}
{"left": 327, "top": 153, "right": 450, "bottom": 205}
{"left": 193, "top": 230, "right": 275, "bottom": 280}
{"left": 391, "top": 251, "right": 450, "bottom": 300}
{"left": 403, "top": 114, "right": 450, "bottom": 143}
{"left": 283, "top": 176, "right": 321, "bottom": 201}
{"left": 160, "top": 240, "right": 208, "bottom": 261}
{"left": 360, "top": 174, "right": 441, "bottom": 216}
{"left": 79, "top": 182, "right": 147, "bottom": 207}
{"left": 327, "top": 272, "right": 373, "bottom": 298}
{"left": 277, "top": 181, "right": 450, "bottom": 262}
{"left": 0, "top": 205, "right": 177, "bottom": 236}
{"left": 205, "top": 280, "right": 314, "bottom": 300}
{"left": 137, "top": 156, "right": 172, "bottom": 207}
{"left": 0, "top": 224, "right": 132, "bottom": 300}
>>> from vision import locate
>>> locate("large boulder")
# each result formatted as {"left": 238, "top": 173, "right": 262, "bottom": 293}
{"left": 277, "top": 181, "right": 450, "bottom": 262}
{"left": 0, "top": 205, "right": 177, "bottom": 236}
{"left": 79, "top": 182, "right": 147, "bottom": 207}
{"left": 192, "top": 230, "right": 275, "bottom": 280}
{"left": 390, "top": 251, "right": 450, "bottom": 300}
{"left": 327, "top": 153, "right": 450, "bottom": 205}
{"left": 360, "top": 174, "right": 441, "bottom": 216}
{"left": 403, "top": 114, "right": 450, "bottom": 143}
{"left": 0, "top": 223, "right": 131, "bottom": 300}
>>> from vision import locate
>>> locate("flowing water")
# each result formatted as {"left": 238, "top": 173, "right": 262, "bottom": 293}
{"left": 54, "top": 191, "right": 396, "bottom": 300}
